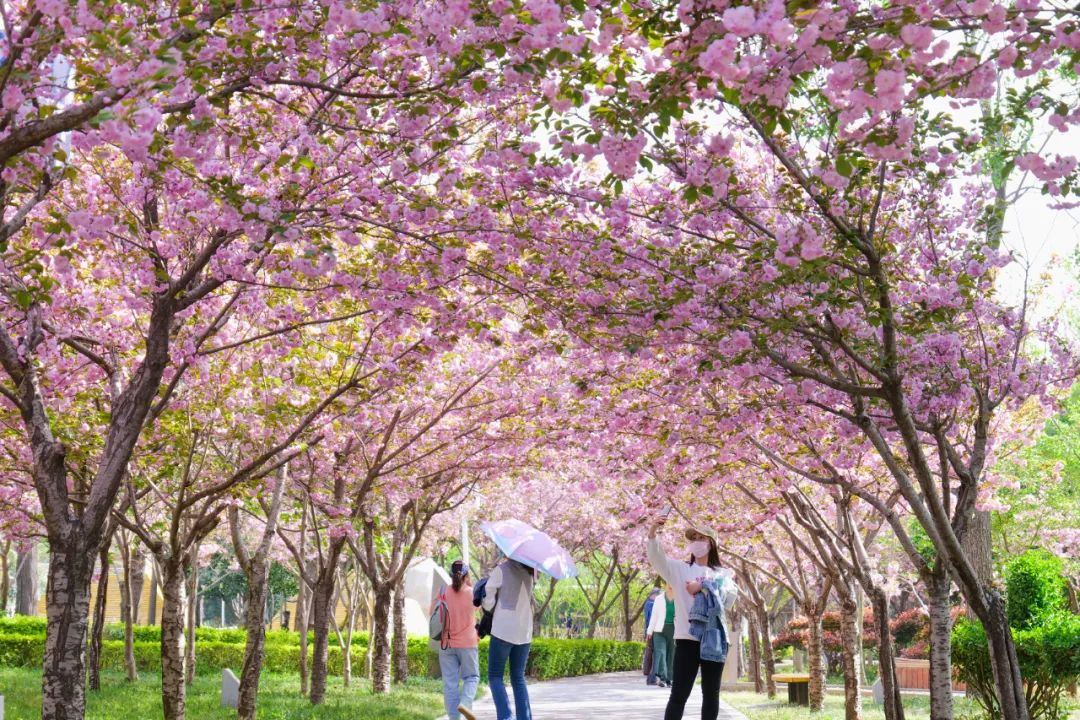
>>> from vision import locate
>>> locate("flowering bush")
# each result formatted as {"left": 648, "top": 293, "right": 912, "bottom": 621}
{"left": 899, "top": 640, "right": 930, "bottom": 660}
{"left": 890, "top": 608, "right": 930, "bottom": 648}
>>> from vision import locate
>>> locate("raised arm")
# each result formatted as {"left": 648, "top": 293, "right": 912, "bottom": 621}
{"left": 647, "top": 521, "right": 678, "bottom": 585}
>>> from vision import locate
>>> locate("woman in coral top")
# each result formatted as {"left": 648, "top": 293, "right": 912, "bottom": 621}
{"left": 432, "top": 560, "right": 480, "bottom": 720}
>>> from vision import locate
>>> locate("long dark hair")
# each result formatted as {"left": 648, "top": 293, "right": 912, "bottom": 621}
{"left": 687, "top": 538, "right": 722, "bottom": 570}
{"left": 451, "top": 561, "right": 468, "bottom": 592}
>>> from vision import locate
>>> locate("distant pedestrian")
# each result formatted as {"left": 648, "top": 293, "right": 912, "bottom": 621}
{"left": 432, "top": 560, "right": 480, "bottom": 720}
{"left": 644, "top": 586, "right": 662, "bottom": 685}
{"left": 647, "top": 583, "right": 676, "bottom": 687}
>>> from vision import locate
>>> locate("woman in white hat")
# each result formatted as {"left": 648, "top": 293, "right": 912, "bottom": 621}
{"left": 647, "top": 517, "right": 738, "bottom": 720}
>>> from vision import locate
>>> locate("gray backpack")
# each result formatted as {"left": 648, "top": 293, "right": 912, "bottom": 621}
{"left": 429, "top": 588, "right": 449, "bottom": 646}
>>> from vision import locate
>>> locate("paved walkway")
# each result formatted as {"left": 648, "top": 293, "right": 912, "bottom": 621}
{"left": 447, "top": 671, "right": 748, "bottom": 720}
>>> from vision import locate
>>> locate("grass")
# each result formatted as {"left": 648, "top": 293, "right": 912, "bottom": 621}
{"left": 723, "top": 692, "right": 968, "bottom": 720}
{"left": 0, "top": 668, "right": 446, "bottom": 720}
{"left": 723, "top": 690, "right": 1080, "bottom": 720}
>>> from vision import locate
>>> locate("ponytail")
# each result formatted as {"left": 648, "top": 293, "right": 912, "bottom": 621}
{"left": 449, "top": 559, "right": 470, "bottom": 592}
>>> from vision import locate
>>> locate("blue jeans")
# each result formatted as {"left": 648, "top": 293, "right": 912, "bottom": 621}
{"left": 488, "top": 636, "right": 531, "bottom": 720}
{"left": 439, "top": 647, "right": 479, "bottom": 720}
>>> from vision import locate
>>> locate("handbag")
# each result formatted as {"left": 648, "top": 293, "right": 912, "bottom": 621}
{"left": 477, "top": 589, "right": 499, "bottom": 639}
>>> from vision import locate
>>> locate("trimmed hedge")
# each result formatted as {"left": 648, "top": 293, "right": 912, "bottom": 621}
{"left": 474, "top": 638, "right": 645, "bottom": 680}
{"left": 0, "top": 617, "right": 47, "bottom": 635}
{"left": 0, "top": 632, "right": 429, "bottom": 678}
{"left": 0, "top": 617, "right": 373, "bottom": 648}
{"left": 0, "top": 619, "right": 644, "bottom": 682}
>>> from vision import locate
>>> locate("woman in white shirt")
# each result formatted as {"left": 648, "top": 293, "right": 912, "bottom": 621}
{"left": 482, "top": 559, "right": 535, "bottom": 720}
{"left": 648, "top": 518, "right": 738, "bottom": 720}
{"left": 647, "top": 583, "right": 676, "bottom": 687}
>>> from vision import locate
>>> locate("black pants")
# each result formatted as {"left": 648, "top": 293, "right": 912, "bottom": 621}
{"left": 664, "top": 639, "right": 724, "bottom": 720}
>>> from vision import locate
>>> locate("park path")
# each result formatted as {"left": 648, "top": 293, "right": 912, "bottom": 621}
{"left": 446, "top": 670, "right": 749, "bottom": 720}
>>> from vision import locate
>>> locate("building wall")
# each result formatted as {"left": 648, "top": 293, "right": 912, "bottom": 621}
{"left": 33, "top": 558, "right": 160, "bottom": 624}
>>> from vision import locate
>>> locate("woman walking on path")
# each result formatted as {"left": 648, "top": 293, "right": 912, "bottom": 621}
{"left": 433, "top": 560, "right": 480, "bottom": 720}
{"left": 483, "top": 558, "right": 536, "bottom": 720}
{"left": 648, "top": 517, "right": 738, "bottom": 720}
{"left": 647, "top": 583, "right": 676, "bottom": 688}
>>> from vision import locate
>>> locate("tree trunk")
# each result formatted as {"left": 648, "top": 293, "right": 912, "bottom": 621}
{"left": 371, "top": 585, "right": 393, "bottom": 694}
{"left": 838, "top": 595, "right": 863, "bottom": 720}
{"left": 159, "top": 559, "right": 188, "bottom": 720}
{"left": 297, "top": 587, "right": 310, "bottom": 695}
{"left": 234, "top": 463, "right": 287, "bottom": 717}
{"left": 973, "top": 591, "right": 1029, "bottom": 720}
{"left": 184, "top": 548, "right": 198, "bottom": 686}
{"left": 130, "top": 547, "right": 146, "bottom": 625}
{"left": 871, "top": 589, "right": 905, "bottom": 720}
{"left": 586, "top": 608, "right": 600, "bottom": 640}
{"left": 805, "top": 608, "right": 826, "bottom": 712}
{"left": 147, "top": 560, "right": 159, "bottom": 625}
{"left": 926, "top": 566, "right": 955, "bottom": 720}
{"left": 237, "top": 555, "right": 272, "bottom": 720}
{"left": 119, "top": 538, "right": 138, "bottom": 682}
{"left": 756, "top": 605, "right": 777, "bottom": 698}
{"left": 533, "top": 576, "right": 556, "bottom": 638}
{"left": 392, "top": 583, "right": 408, "bottom": 684}
{"left": 747, "top": 611, "right": 763, "bottom": 692}
{"left": 88, "top": 536, "right": 112, "bottom": 692}
{"left": 0, "top": 539, "right": 11, "bottom": 614}
{"left": 962, "top": 509, "right": 994, "bottom": 585}
{"left": 41, "top": 535, "right": 94, "bottom": 720}
{"left": 16, "top": 545, "right": 38, "bottom": 615}
{"left": 308, "top": 573, "right": 336, "bottom": 705}
{"left": 366, "top": 603, "right": 375, "bottom": 680}
{"left": 341, "top": 623, "right": 352, "bottom": 689}
{"left": 341, "top": 580, "right": 360, "bottom": 690}
{"left": 622, "top": 583, "right": 633, "bottom": 642}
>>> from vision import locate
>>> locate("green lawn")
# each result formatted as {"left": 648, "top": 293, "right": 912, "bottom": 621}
{"left": 723, "top": 692, "right": 967, "bottom": 720}
{"left": 0, "top": 668, "right": 446, "bottom": 720}
{"left": 723, "top": 690, "right": 1080, "bottom": 720}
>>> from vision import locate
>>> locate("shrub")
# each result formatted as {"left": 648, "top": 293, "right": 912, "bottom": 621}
{"left": 526, "top": 638, "right": 642, "bottom": 680}
{"left": 890, "top": 608, "right": 929, "bottom": 648}
{"left": 1005, "top": 550, "right": 1068, "bottom": 630}
{"left": 0, "top": 617, "right": 48, "bottom": 636}
{"left": 952, "top": 613, "right": 1080, "bottom": 720}
{"left": 899, "top": 639, "right": 929, "bottom": 660}
{"left": 772, "top": 630, "right": 803, "bottom": 652}
{"left": 0, "top": 634, "right": 45, "bottom": 668}
{"left": 0, "top": 625, "right": 644, "bottom": 683}
{"left": 468, "top": 638, "right": 644, "bottom": 681}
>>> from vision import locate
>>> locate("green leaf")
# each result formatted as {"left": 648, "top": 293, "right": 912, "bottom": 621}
{"left": 13, "top": 290, "right": 33, "bottom": 310}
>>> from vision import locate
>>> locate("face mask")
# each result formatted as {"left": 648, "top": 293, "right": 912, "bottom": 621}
{"left": 688, "top": 540, "right": 710, "bottom": 558}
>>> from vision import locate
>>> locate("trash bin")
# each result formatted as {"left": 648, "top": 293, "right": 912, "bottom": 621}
{"left": 281, "top": 609, "right": 291, "bottom": 631}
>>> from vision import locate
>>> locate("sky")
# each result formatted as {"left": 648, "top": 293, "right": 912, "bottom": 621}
{"left": 994, "top": 111, "right": 1079, "bottom": 325}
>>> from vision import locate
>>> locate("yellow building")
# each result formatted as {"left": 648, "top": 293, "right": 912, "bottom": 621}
{"left": 33, "top": 556, "right": 162, "bottom": 624}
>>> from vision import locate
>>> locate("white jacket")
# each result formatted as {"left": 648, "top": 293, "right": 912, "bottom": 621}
{"left": 648, "top": 593, "right": 669, "bottom": 634}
